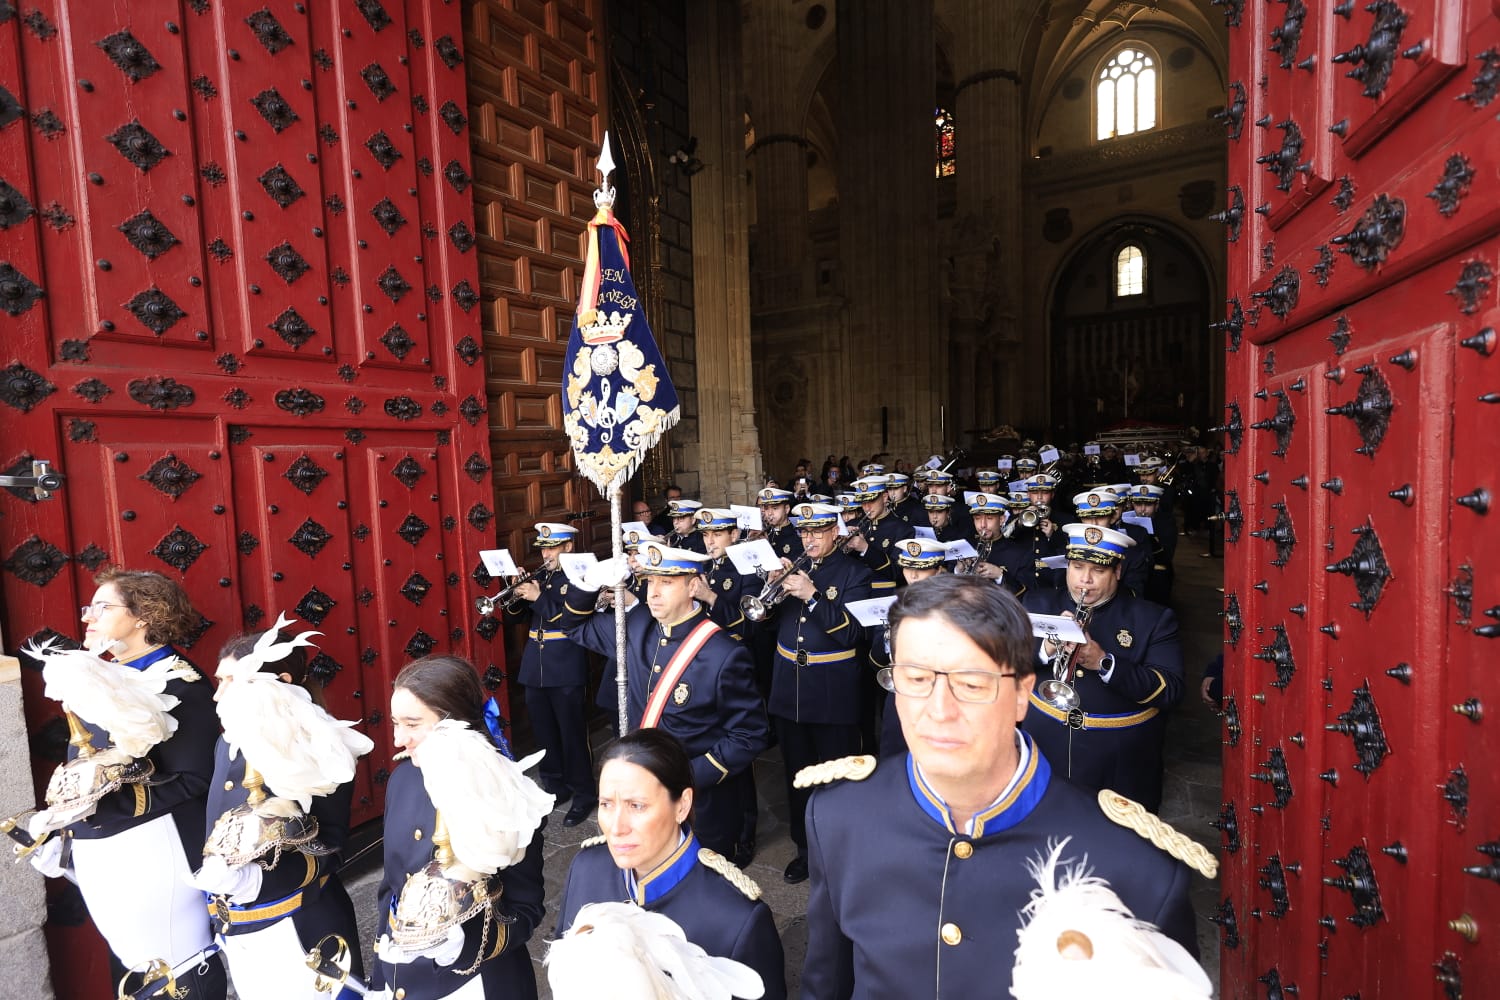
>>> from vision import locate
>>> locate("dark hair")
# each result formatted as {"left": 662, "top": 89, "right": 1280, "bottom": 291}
{"left": 889, "top": 575, "right": 1037, "bottom": 679}
{"left": 598, "top": 729, "right": 695, "bottom": 825}
{"left": 94, "top": 568, "right": 200, "bottom": 646}
{"left": 219, "top": 630, "right": 310, "bottom": 684}
{"left": 393, "top": 655, "right": 486, "bottom": 732}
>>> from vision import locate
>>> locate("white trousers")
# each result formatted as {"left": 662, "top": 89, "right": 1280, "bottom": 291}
{"left": 222, "top": 918, "right": 331, "bottom": 1000}
{"left": 71, "top": 813, "right": 214, "bottom": 968}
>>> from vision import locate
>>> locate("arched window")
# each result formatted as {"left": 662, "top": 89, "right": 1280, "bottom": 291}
{"left": 1115, "top": 244, "right": 1146, "bottom": 296}
{"left": 935, "top": 107, "right": 956, "bottom": 177}
{"left": 1096, "top": 47, "right": 1157, "bottom": 140}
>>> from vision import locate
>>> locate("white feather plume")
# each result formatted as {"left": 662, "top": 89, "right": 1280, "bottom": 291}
{"left": 26, "top": 637, "right": 193, "bottom": 759}
{"left": 1010, "top": 838, "right": 1212, "bottom": 1000}
{"left": 546, "top": 902, "right": 765, "bottom": 1000}
{"left": 414, "top": 720, "right": 554, "bottom": 876}
{"left": 214, "top": 613, "right": 371, "bottom": 812}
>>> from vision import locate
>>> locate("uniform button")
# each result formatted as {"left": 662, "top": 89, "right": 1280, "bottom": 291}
{"left": 414, "top": 829, "right": 423, "bottom": 841}
{"left": 653, "top": 665, "right": 661, "bottom": 672}
{"left": 395, "top": 991, "right": 406, "bottom": 1000}
{"left": 953, "top": 841, "right": 972, "bottom": 859}
{"left": 659, "top": 638, "right": 668, "bottom": 646}
{"left": 941, "top": 922, "right": 962, "bottom": 946}
{"left": 799, "top": 617, "right": 807, "bottom": 624}
{"left": 1076, "top": 669, "right": 1085, "bottom": 678}
{"left": 224, "top": 780, "right": 235, "bottom": 791}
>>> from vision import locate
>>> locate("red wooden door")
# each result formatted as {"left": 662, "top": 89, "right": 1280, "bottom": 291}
{"left": 0, "top": 2, "right": 498, "bottom": 994}
{"left": 1219, "top": 1, "right": 1499, "bottom": 996}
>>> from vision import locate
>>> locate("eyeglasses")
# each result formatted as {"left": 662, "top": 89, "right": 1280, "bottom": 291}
{"left": 877, "top": 663, "right": 1016, "bottom": 704}
{"left": 80, "top": 602, "right": 127, "bottom": 618}
{"left": 797, "top": 526, "right": 835, "bottom": 536}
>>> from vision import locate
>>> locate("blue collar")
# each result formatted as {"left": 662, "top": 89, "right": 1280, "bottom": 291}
{"left": 117, "top": 644, "right": 178, "bottom": 672}
{"left": 905, "top": 732, "right": 1051, "bottom": 838}
{"left": 627, "top": 827, "right": 698, "bottom": 905}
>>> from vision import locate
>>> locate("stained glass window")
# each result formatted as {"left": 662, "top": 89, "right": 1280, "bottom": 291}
{"left": 935, "top": 107, "right": 956, "bottom": 177}
{"left": 1116, "top": 244, "right": 1146, "bottom": 296}
{"left": 1097, "top": 48, "right": 1157, "bottom": 140}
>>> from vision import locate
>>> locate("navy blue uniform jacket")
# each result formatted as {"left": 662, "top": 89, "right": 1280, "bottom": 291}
{"left": 205, "top": 740, "right": 361, "bottom": 968}
{"left": 555, "top": 834, "right": 786, "bottom": 1000}
{"left": 768, "top": 551, "right": 873, "bottom": 725}
{"left": 572, "top": 603, "right": 768, "bottom": 789}
{"left": 1021, "top": 588, "right": 1184, "bottom": 810}
{"left": 69, "top": 646, "right": 216, "bottom": 865}
{"left": 802, "top": 743, "right": 1196, "bottom": 999}
{"left": 504, "top": 566, "right": 597, "bottom": 688}
{"left": 372, "top": 761, "right": 546, "bottom": 1000}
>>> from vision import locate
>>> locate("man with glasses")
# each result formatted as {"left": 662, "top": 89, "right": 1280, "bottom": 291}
{"left": 798, "top": 575, "right": 1198, "bottom": 998}
{"left": 767, "top": 502, "right": 873, "bottom": 884}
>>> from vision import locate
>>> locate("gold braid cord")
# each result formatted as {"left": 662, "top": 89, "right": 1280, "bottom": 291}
{"left": 697, "top": 848, "right": 763, "bottom": 901}
{"left": 1097, "top": 790, "right": 1218, "bottom": 879}
{"left": 792, "top": 755, "right": 877, "bottom": 789}
{"left": 577, "top": 834, "right": 607, "bottom": 849}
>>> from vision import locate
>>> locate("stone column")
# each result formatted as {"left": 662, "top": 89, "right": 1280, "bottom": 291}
{"left": 744, "top": 2, "right": 810, "bottom": 311}
{"left": 686, "top": 0, "right": 764, "bottom": 504}
{"left": 0, "top": 628, "right": 54, "bottom": 998}
{"left": 943, "top": 0, "right": 1034, "bottom": 428}
{"left": 837, "top": 0, "right": 941, "bottom": 460}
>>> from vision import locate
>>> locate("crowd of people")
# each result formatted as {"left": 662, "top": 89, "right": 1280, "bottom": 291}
{"left": 12, "top": 438, "right": 1221, "bottom": 1000}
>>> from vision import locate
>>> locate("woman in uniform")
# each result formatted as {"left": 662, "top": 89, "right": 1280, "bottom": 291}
{"left": 372, "top": 654, "right": 550, "bottom": 1000}
{"left": 193, "top": 622, "right": 372, "bottom": 998}
{"left": 28, "top": 568, "right": 225, "bottom": 998}
{"left": 554, "top": 729, "right": 785, "bottom": 1000}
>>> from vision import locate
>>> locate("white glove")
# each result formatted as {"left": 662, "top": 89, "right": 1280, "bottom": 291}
{"left": 28, "top": 801, "right": 94, "bottom": 839}
{"left": 377, "top": 926, "right": 465, "bottom": 967}
{"left": 186, "top": 855, "right": 264, "bottom": 903}
{"left": 27, "top": 835, "right": 68, "bottom": 879}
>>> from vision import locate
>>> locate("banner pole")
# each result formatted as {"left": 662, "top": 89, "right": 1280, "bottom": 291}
{"left": 609, "top": 481, "right": 628, "bottom": 735}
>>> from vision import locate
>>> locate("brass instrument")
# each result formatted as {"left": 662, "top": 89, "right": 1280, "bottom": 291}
{"left": 474, "top": 567, "right": 543, "bottom": 615}
{"left": 1158, "top": 461, "right": 1179, "bottom": 486}
{"left": 741, "top": 518, "right": 868, "bottom": 621}
{"left": 956, "top": 538, "right": 993, "bottom": 576}
{"left": 1038, "top": 593, "right": 1090, "bottom": 712}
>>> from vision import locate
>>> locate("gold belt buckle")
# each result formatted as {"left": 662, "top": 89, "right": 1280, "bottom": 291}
{"left": 1067, "top": 708, "right": 1087, "bottom": 731}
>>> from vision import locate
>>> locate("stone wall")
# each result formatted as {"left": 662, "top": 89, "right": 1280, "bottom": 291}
{"left": 0, "top": 633, "right": 54, "bottom": 999}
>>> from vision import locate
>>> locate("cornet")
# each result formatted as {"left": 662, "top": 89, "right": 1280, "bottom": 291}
{"left": 741, "top": 554, "right": 812, "bottom": 622}
{"left": 1037, "top": 592, "right": 1089, "bottom": 713}
{"left": 474, "top": 567, "right": 543, "bottom": 615}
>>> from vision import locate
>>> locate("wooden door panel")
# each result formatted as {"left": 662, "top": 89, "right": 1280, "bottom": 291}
{"left": 1223, "top": 3, "right": 1500, "bottom": 996}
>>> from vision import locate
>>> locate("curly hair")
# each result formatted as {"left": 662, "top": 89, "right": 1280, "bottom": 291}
{"left": 93, "top": 568, "right": 201, "bottom": 647}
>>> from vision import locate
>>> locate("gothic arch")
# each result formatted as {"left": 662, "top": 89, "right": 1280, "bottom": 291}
{"left": 1043, "top": 214, "right": 1218, "bottom": 440}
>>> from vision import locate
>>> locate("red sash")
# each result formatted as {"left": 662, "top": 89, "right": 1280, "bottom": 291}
{"left": 640, "top": 619, "right": 720, "bottom": 728}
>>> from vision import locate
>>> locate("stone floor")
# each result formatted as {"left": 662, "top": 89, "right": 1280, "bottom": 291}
{"left": 340, "top": 536, "right": 1228, "bottom": 997}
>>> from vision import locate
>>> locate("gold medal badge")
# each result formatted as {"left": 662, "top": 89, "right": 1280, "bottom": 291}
{"left": 673, "top": 682, "right": 690, "bottom": 705}
{"left": 825, "top": 586, "right": 839, "bottom": 601}
{"left": 1116, "top": 629, "right": 1134, "bottom": 648}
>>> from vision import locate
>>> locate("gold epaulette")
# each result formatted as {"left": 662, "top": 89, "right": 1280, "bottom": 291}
{"left": 697, "top": 848, "right": 762, "bottom": 901}
{"left": 577, "top": 834, "right": 607, "bottom": 849}
{"left": 793, "top": 754, "right": 877, "bottom": 789}
{"left": 1098, "top": 789, "right": 1218, "bottom": 878}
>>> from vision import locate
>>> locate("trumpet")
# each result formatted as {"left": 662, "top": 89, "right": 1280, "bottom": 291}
{"left": 1037, "top": 593, "right": 1090, "bottom": 712}
{"left": 1005, "top": 503, "right": 1051, "bottom": 537}
{"left": 741, "top": 518, "right": 869, "bottom": 621}
{"left": 474, "top": 568, "right": 543, "bottom": 615}
{"left": 1158, "top": 461, "right": 1179, "bottom": 486}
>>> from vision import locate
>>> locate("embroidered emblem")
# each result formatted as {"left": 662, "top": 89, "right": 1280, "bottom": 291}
{"left": 539, "top": 525, "right": 552, "bottom": 538}
{"left": 672, "top": 682, "right": 690, "bottom": 705}
{"left": 1084, "top": 526, "right": 1104, "bottom": 545}
{"left": 648, "top": 548, "right": 662, "bottom": 566}
{"left": 722, "top": 577, "right": 733, "bottom": 591}
{"left": 1116, "top": 629, "right": 1134, "bottom": 648}
{"left": 825, "top": 586, "right": 838, "bottom": 601}
{"left": 905, "top": 540, "right": 922, "bottom": 556}
{"left": 627, "top": 530, "right": 641, "bottom": 544}
{"left": 782, "top": 543, "right": 791, "bottom": 553}
{"left": 881, "top": 537, "right": 890, "bottom": 548}
{"left": 560, "top": 584, "right": 569, "bottom": 595}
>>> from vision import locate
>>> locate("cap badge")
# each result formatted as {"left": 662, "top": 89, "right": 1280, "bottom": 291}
{"left": 1087, "top": 493, "right": 1100, "bottom": 507}
{"left": 648, "top": 548, "right": 663, "bottom": 566}
{"left": 1084, "top": 527, "right": 1104, "bottom": 545}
